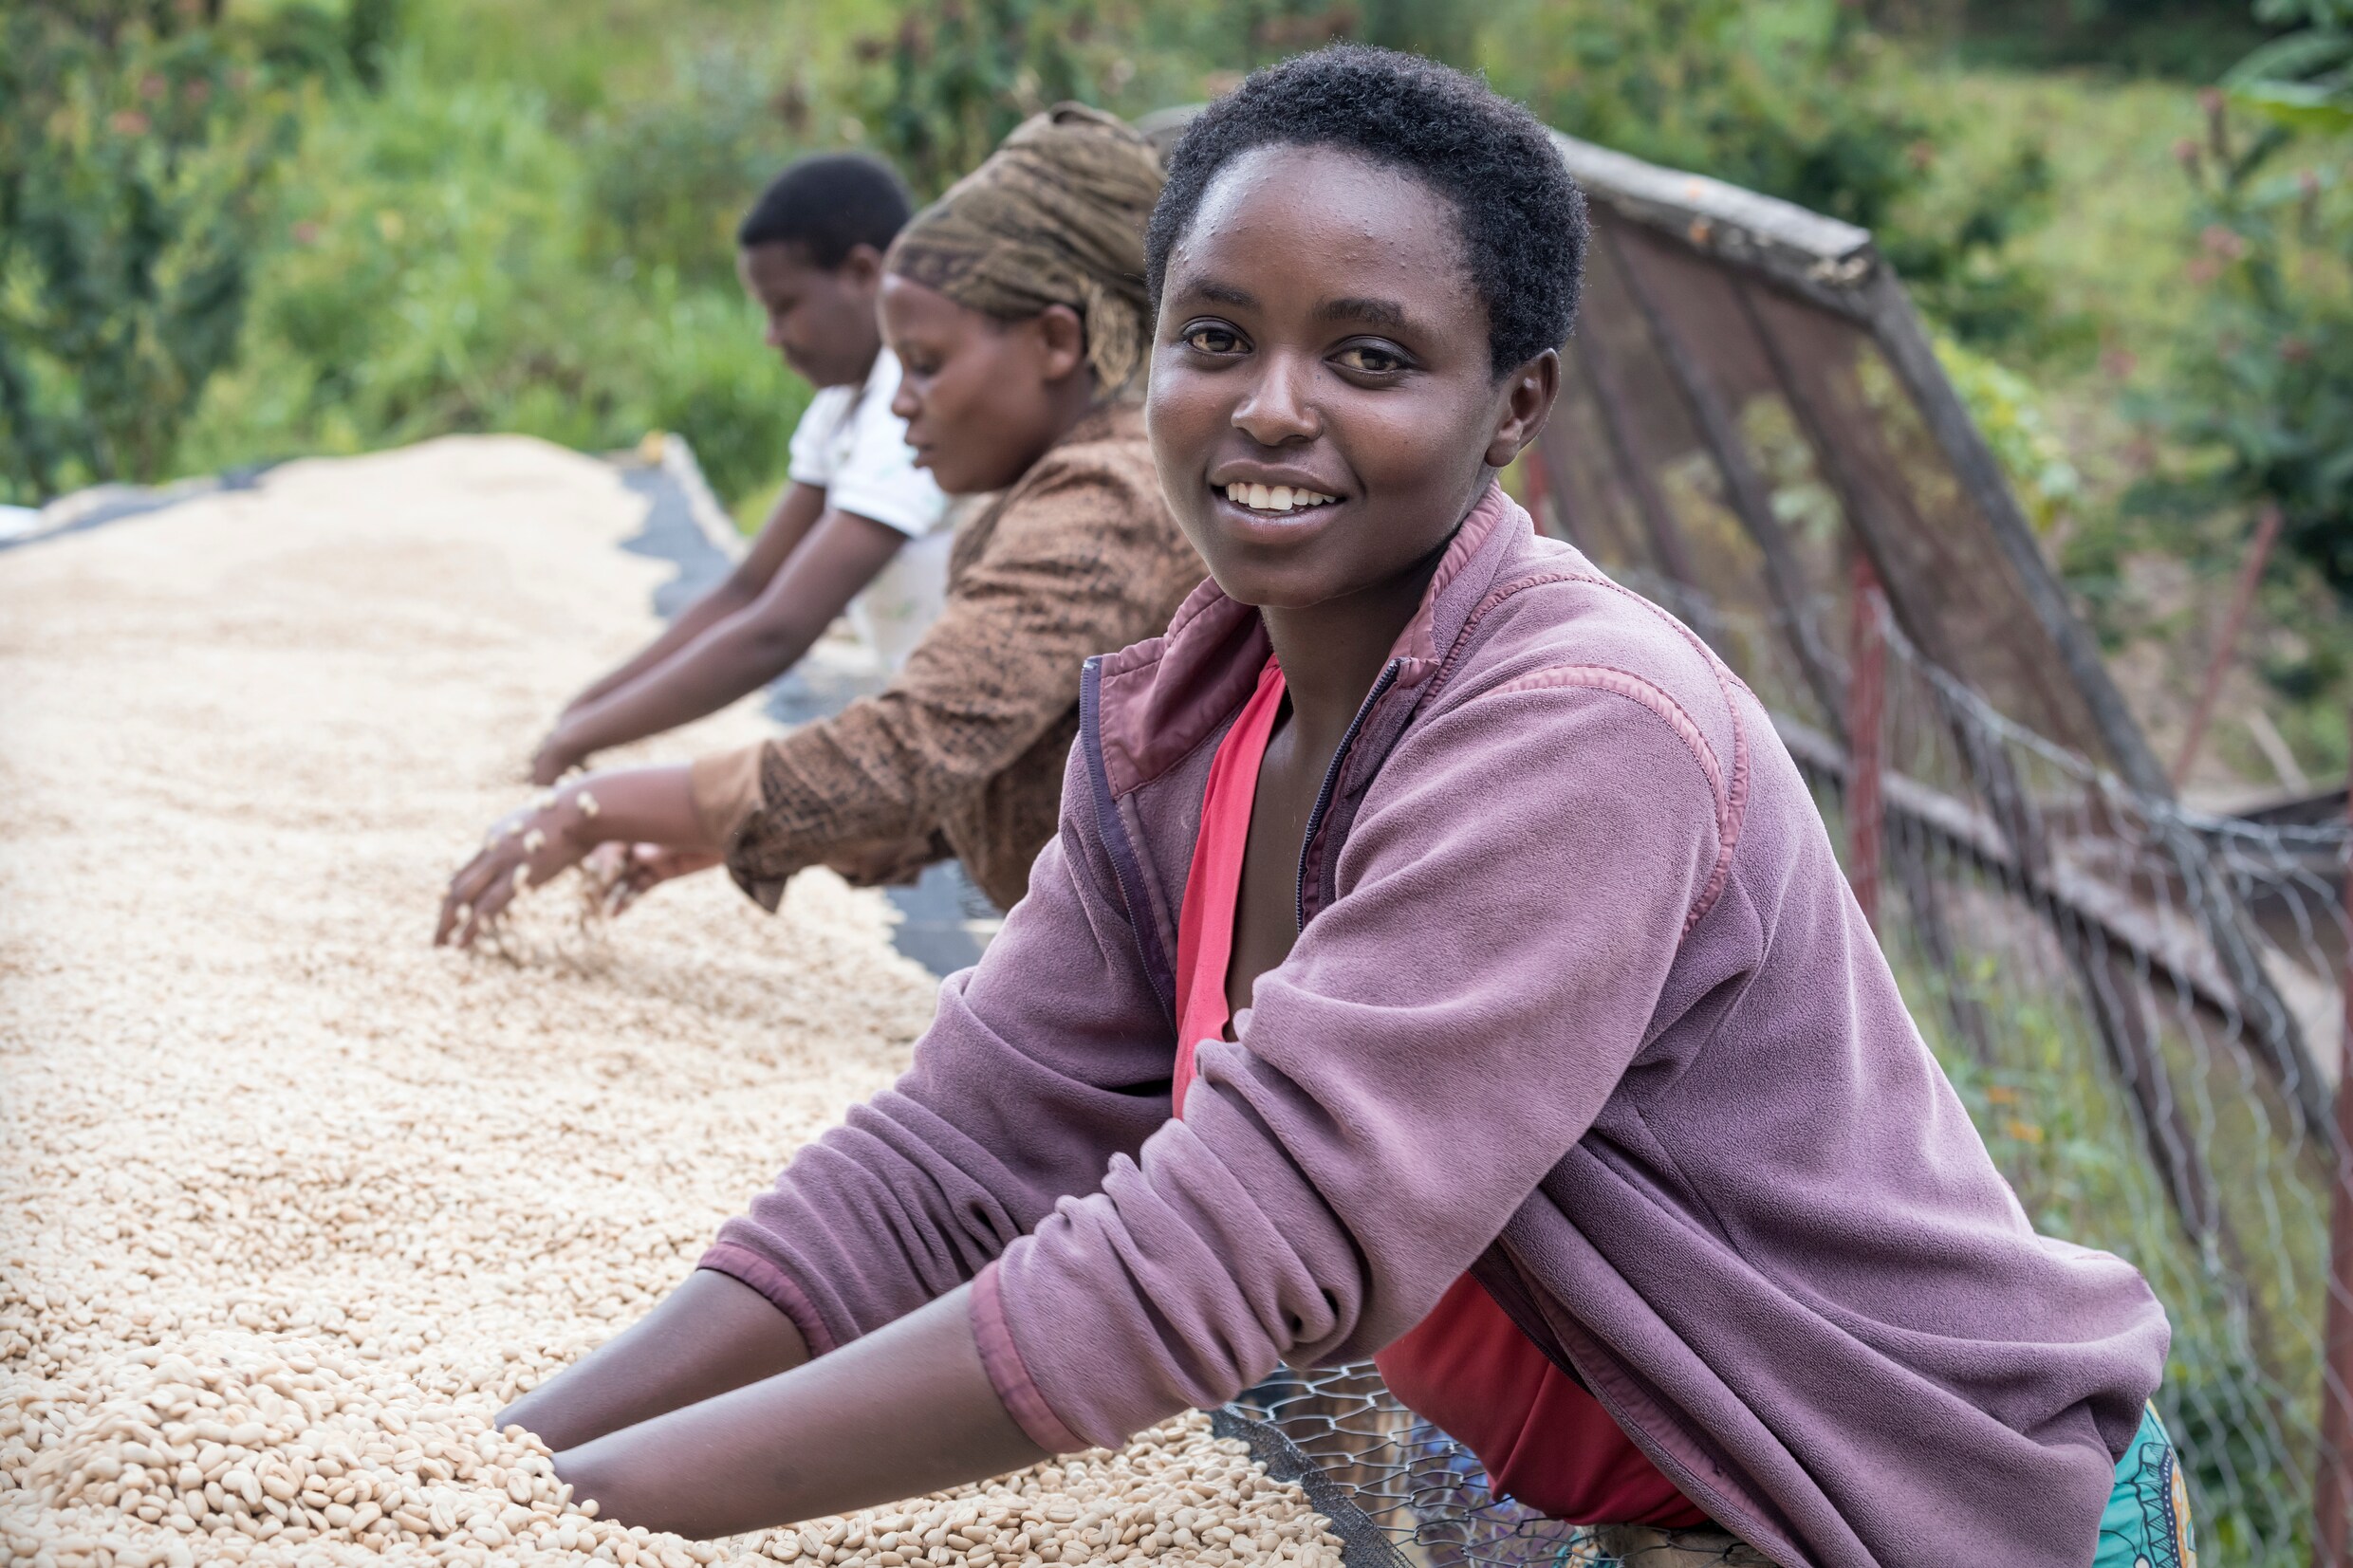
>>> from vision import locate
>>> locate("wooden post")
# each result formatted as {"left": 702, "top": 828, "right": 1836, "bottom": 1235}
{"left": 1848, "top": 552, "right": 1886, "bottom": 931}
{"left": 2320, "top": 749, "right": 2353, "bottom": 1568}
{"left": 2174, "top": 501, "right": 2283, "bottom": 788}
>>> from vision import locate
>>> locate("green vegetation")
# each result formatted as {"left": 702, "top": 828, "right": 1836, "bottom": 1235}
{"left": 2155, "top": 3, "right": 2353, "bottom": 600}
{"left": 9, "top": 0, "right": 2347, "bottom": 787}
{"left": 0, "top": 2, "right": 329, "bottom": 496}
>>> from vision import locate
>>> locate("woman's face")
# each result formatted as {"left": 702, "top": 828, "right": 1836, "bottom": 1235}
{"left": 1146, "top": 144, "right": 1556, "bottom": 611}
{"left": 880, "top": 275, "right": 1089, "bottom": 496}
{"left": 737, "top": 241, "right": 883, "bottom": 391}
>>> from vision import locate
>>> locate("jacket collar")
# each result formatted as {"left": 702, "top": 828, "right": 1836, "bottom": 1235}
{"left": 1094, "top": 480, "right": 1529, "bottom": 799}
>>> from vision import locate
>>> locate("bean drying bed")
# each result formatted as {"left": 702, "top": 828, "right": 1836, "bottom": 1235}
{"left": 0, "top": 438, "right": 1358, "bottom": 1568}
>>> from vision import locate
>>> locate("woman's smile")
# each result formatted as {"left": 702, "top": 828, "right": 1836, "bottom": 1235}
{"left": 1207, "top": 478, "right": 1352, "bottom": 548}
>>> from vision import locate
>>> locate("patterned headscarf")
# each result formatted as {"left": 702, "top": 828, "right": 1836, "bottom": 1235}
{"left": 885, "top": 104, "right": 1165, "bottom": 395}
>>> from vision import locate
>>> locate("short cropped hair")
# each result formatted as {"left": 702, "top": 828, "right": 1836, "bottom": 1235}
{"left": 737, "top": 153, "right": 915, "bottom": 268}
{"left": 1146, "top": 46, "right": 1587, "bottom": 374}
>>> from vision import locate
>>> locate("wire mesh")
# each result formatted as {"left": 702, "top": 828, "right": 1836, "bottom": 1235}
{"left": 1843, "top": 609, "right": 2346, "bottom": 1568}
{"left": 1227, "top": 1369, "right": 1762, "bottom": 1568}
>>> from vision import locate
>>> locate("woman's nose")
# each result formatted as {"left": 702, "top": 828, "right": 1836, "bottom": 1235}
{"left": 1231, "top": 354, "right": 1318, "bottom": 447}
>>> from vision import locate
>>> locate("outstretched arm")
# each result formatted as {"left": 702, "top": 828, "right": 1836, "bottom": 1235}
{"left": 499, "top": 1271, "right": 809, "bottom": 1452}
{"left": 534, "top": 508, "right": 908, "bottom": 784}
{"left": 546, "top": 1285, "right": 1042, "bottom": 1540}
{"left": 547, "top": 484, "right": 825, "bottom": 737}
{"left": 492, "top": 737, "right": 1172, "bottom": 1515}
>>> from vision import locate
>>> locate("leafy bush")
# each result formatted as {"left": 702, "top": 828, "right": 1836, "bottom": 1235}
{"left": 0, "top": 5, "right": 297, "bottom": 501}
{"left": 1936, "top": 0, "right": 2269, "bottom": 77}
{"left": 176, "top": 28, "right": 810, "bottom": 507}
{"left": 1931, "top": 335, "right": 2084, "bottom": 533}
{"left": 853, "top": 0, "right": 1133, "bottom": 197}
{"left": 849, "top": 0, "right": 1480, "bottom": 197}
{"left": 2134, "top": 1, "right": 2353, "bottom": 596}
{"left": 585, "top": 45, "right": 806, "bottom": 286}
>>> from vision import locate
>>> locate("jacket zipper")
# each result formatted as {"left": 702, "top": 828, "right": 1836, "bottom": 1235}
{"left": 1294, "top": 658, "right": 1402, "bottom": 932}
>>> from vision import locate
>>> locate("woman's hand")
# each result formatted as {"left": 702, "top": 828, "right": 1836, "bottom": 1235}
{"left": 435, "top": 765, "right": 715, "bottom": 949}
{"left": 435, "top": 784, "right": 599, "bottom": 948}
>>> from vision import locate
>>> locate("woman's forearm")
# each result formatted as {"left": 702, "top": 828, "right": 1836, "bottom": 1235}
{"left": 564, "top": 482, "right": 827, "bottom": 718}
{"left": 500, "top": 1271, "right": 809, "bottom": 1453}
{"left": 556, "top": 614, "right": 824, "bottom": 765}
{"left": 563, "top": 766, "right": 717, "bottom": 856}
{"left": 566, "top": 581, "right": 756, "bottom": 713}
{"left": 554, "top": 1286, "right": 1045, "bottom": 1540}
{"left": 555, "top": 511, "right": 903, "bottom": 766}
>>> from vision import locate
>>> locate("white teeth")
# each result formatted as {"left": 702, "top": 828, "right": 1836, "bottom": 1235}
{"left": 1223, "top": 481, "right": 1339, "bottom": 513}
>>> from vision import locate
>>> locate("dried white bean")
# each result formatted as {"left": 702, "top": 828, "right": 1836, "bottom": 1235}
{"left": 2, "top": 439, "right": 1343, "bottom": 1568}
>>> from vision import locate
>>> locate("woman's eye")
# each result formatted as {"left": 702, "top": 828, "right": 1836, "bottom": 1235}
{"left": 1334, "top": 343, "right": 1408, "bottom": 375}
{"left": 1183, "top": 324, "right": 1244, "bottom": 355}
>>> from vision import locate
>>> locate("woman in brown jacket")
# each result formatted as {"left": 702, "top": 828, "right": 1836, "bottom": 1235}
{"left": 436, "top": 106, "right": 1203, "bottom": 942}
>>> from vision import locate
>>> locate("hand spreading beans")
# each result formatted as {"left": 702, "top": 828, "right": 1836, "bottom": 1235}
{"left": 0, "top": 438, "right": 1346, "bottom": 1568}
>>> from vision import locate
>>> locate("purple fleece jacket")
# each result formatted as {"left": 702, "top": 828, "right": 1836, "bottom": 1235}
{"left": 703, "top": 485, "right": 2167, "bottom": 1567}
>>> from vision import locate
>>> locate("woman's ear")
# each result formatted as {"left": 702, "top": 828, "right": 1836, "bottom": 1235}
{"left": 1031, "top": 303, "right": 1089, "bottom": 384}
{"left": 1483, "top": 348, "right": 1562, "bottom": 470}
{"left": 836, "top": 244, "right": 886, "bottom": 303}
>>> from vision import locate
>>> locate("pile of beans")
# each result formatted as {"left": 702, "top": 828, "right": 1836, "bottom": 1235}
{"left": 750, "top": 1425, "right": 1344, "bottom": 1568}
{"left": 0, "top": 439, "right": 1343, "bottom": 1568}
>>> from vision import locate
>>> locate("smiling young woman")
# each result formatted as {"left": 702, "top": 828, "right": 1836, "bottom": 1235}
{"left": 477, "top": 48, "right": 2185, "bottom": 1568}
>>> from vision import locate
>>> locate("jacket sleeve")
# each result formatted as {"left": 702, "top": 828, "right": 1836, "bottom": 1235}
{"left": 726, "top": 455, "right": 1185, "bottom": 907}
{"left": 699, "top": 738, "right": 1177, "bottom": 1358}
{"left": 984, "top": 678, "right": 1727, "bottom": 1450}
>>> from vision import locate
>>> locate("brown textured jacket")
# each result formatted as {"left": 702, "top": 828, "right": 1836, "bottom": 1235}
{"left": 700, "top": 399, "right": 1202, "bottom": 913}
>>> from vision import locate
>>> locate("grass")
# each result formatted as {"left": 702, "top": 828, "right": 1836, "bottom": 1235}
{"left": 1926, "top": 67, "right": 2206, "bottom": 384}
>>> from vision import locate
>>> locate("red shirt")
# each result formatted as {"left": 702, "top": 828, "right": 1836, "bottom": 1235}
{"left": 1172, "top": 655, "right": 1706, "bottom": 1530}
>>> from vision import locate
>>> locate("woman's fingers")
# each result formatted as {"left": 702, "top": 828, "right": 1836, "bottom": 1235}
{"left": 459, "top": 855, "right": 535, "bottom": 947}
{"left": 605, "top": 847, "right": 663, "bottom": 918}
{"left": 435, "top": 845, "right": 509, "bottom": 946}
{"left": 436, "top": 804, "right": 579, "bottom": 948}
{"left": 446, "top": 843, "right": 525, "bottom": 948}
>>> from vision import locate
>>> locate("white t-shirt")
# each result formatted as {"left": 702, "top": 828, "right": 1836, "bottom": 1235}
{"left": 787, "top": 349, "right": 953, "bottom": 673}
